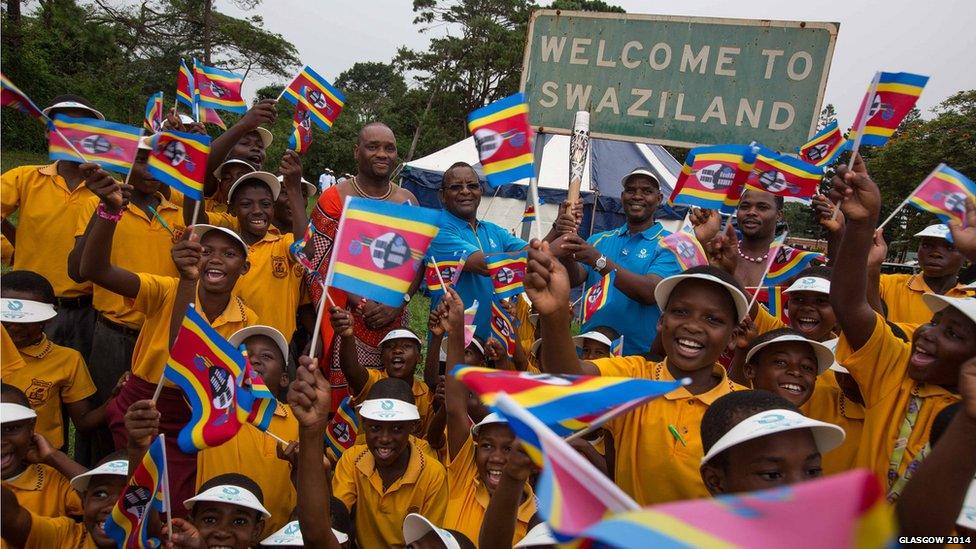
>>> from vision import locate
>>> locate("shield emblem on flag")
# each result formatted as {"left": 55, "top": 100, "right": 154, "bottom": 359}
{"left": 306, "top": 89, "right": 328, "bottom": 110}
{"left": 588, "top": 286, "right": 603, "bottom": 303}
{"left": 332, "top": 422, "right": 350, "bottom": 444}
{"left": 369, "top": 232, "right": 412, "bottom": 270}
{"left": 676, "top": 241, "right": 697, "bottom": 260}
{"left": 472, "top": 129, "right": 502, "bottom": 161}
{"left": 493, "top": 316, "right": 510, "bottom": 336}
{"left": 696, "top": 164, "right": 735, "bottom": 190}
{"left": 208, "top": 366, "right": 235, "bottom": 411}
{"left": 122, "top": 486, "right": 151, "bottom": 518}
{"left": 496, "top": 267, "right": 516, "bottom": 285}
{"left": 208, "top": 82, "right": 227, "bottom": 98}
{"left": 942, "top": 192, "right": 967, "bottom": 213}
{"left": 162, "top": 140, "right": 193, "bottom": 170}
{"left": 299, "top": 110, "right": 312, "bottom": 130}
{"left": 758, "top": 170, "right": 789, "bottom": 193}
{"left": 80, "top": 134, "right": 114, "bottom": 155}
{"left": 808, "top": 143, "right": 828, "bottom": 161}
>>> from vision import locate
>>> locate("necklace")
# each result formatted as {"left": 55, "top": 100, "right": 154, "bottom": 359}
{"left": 350, "top": 176, "right": 395, "bottom": 200}
{"left": 736, "top": 242, "right": 768, "bottom": 263}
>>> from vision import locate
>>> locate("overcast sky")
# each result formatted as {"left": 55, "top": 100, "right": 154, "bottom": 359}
{"left": 229, "top": 0, "right": 976, "bottom": 128}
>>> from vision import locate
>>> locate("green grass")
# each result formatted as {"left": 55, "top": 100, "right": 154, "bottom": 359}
{"left": 1, "top": 149, "right": 48, "bottom": 172}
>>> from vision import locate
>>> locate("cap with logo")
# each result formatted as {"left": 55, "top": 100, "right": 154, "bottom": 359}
{"left": 228, "top": 325, "right": 289, "bottom": 365}
{"left": 621, "top": 168, "right": 660, "bottom": 189}
{"left": 402, "top": 513, "right": 461, "bottom": 549}
{"left": 0, "top": 403, "right": 36, "bottom": 424}
{"left": 260, "top": 520, "right": 349, "bottom": 546}
{"left": 471, "top": 412, "right": 508, "bottom": 437}
{"left": 654, "top": 272, "right": 750, "bottom": 322}
{"left": 701, "top": 409, "right": 845, "bottom": 465}
{"left": 184, "top": 484, "right": 271, "bottom": 519}
{"left": 743, "top": 333, "right": 836, "bottom": 375}
{"left": 379, "top": 329, "right": 422, "bottom": 347}
{"left": 0, "top": 298, "right": 57, "bottom": 323}
{"left": 922, "top": 294, "right": 976, "bottom": 327}
{"left": 572, "top": 331, "right": 612, "bottom": 349}
{"left": 358, "top": 398, "right": 420, "bottom": 422}
{"left": 914, "top": 224, "right": 952, "bottom": 241}
{"left": 227, "top": 171, "right": 281, "bottom": 204}
{"left": 191, "top": 224, "right": 249, "bottom": 258}
{"left": 70, "top": 459, "right": 129, "bottom": 492}
{"left": 783, "top": 276, "right": 830, "bottom": 296}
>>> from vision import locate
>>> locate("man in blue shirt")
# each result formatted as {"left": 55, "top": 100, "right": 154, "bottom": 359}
{"left": 556, "top": 168, "right": 682, "bottom": 355}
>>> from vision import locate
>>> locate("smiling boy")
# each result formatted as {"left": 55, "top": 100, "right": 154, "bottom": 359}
{"left": 741, "top": 329, "right": 835, "bottom": 408}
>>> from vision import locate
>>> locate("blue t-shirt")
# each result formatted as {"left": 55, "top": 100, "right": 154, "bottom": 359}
{"left": 426, "top": 211, "right": 527, "bottom": 338}
{"left": 581, "top": 222, "right": 681, "bottom": 355}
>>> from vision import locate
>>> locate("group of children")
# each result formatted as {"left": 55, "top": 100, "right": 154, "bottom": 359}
{"left": 1, "top": 92, "right": 974, "bottom": 548}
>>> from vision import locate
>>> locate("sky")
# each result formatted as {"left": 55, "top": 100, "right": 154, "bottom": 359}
{"left": 228, "top": 0, "right": 976, "bottom": 128}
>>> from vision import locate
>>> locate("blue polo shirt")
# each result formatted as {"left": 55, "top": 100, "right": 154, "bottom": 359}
{"left": 426, "top": 211, "right": 527, "bottom": 338}
{"left": 582, "top": 222, "right": 681, "bottom": 355}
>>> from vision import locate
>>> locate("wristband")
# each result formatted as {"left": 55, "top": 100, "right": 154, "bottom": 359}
{"left": 96, "top": 203, "right": 124, "bottom": 222}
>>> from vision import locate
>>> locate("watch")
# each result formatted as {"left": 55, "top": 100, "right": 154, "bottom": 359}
{"left": 594, "top": 255, "right": 608, "bottom": 272}
{"left": 403, "top": 293, "right": 412, "bottom": 304}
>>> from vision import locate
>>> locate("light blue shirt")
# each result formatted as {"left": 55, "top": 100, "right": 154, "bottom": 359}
{"left": 582, "top": 222, "right": 681, "bottom": 355}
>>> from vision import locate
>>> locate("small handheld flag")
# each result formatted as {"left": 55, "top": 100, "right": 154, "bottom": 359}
{"left": 1, "top": 73, "right": 44, "bottom": 119}
{"left": 48, "top": 115, "right": 142, "bottom": 174}
{"left": 746, "top": 146, "right": 823, "bottom": 201}
{"left": 281, "top": 65, "right": 345, "bottom": 131}
{"left": 288, "top": 87, "right": 314, "bottom": 155}
{"left": 104, "top": 435, "right": 167, "bottom": 549}
{"left": 489, "top": 301, "right": 518, "bottom": 356}
{"left": 486, "top": 251, "right": 527, "bottom": 299}
{"left": 463, "top": 300, "right": 479, "bottom": 348}
{"left": 609, "top": 335, "right": 624, "bottom": 357}
{"left": 670, "top": 144, "right": 752, "bottom": 210}
{"left": 200, "top": 107, "right": 226, "bottom": 129}
{"left": 146, "top": 130, "right": 211, "bottom": 201}
{"left": 906, "top": 164, "right": 976, "bottom": 227}
{"left": 659, "top": 217, "right": 708, "bottom": 270}
{"left": 176, "top": 59, "right": 195, "bottom": 109}
{"left": 852, "top": 71, "right": 928, "bottom": 148}
{"left": 144, "top": 92, "right": 164, "bottom": 132}
{"left": 582, "top": 271, "right": 614, "bottom": 323}
{"left": 238, "top": 348, "right": 278, "bottom": 432}
{"left": 425, "top": 254, "right": 465, "bottom": 297}
{"left": 521, "top": 203, "right": 537, "bottom": 225}
{"left": 766, "top": 246, "right": 825, "bottom": 286}
{"left": 193, "top": 59, "right": 246, "bottom": 113}
{"left": 765, "top": 286, "right": 786, "bottom": 323}
{"left": 324, "top": 197, "right": 442, "bottom": 307}
{"left": 325, "top": 396, "right": 359, "bottom": 460}
{"left": 747, "top": 232, "right": 789, "bottom": 311}
{"left": 797, "top": 121, "right": 851, "bottom": 167}
{"left": 468, "top": 93, "right": 534, "bottom": 188}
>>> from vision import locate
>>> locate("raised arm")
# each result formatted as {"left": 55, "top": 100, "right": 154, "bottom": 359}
{"left": 26, "top": 432, "right": 87, "bottom": 481}
{"left": 827, "top": 154, "right": 882, "bottom": 351}
{"left": 328, "top": 306, "right": 369, "bottom": 397}
{"left": 0, "top": 485, "right": 31, "bottom": 548}
{"left": 866, "top": 229, "right": 888, "bottom": 316}
{"left": 204, "top": 99, "right": 277, "bottom": 196}
{"left": 279, "top": 151, "right": 309, "bottom": 241}
{"left": 123, "top": 400, "right": 160, "bottom": 478}
{"left": 561, "top": 234, "right": 662, "bottom": 305}
{"left": 78, "top": 165, "right": 141, "bottom": 298}
{"left": 443, "top": 288, "right": 473, "bottom": 460}
{"left": 947, "top": 197, "right": 976, "bottom": 263}
{"left": 479, "top": 447, "right": 534, "bottom": 549}
{"left": 425, "top": 309, "right": 446, "bottom": 391}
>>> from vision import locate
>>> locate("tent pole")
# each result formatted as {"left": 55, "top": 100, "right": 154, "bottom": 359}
{"left": 587, "top": 190, "right": 600, "bottom": 240}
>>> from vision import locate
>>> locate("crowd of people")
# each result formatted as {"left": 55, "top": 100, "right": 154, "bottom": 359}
{"left": 0, "top": 92, "right": 974, "bottom": 549}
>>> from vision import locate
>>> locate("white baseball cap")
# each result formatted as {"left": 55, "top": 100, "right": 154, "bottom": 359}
{"left": 254, "top": 127, "right": 273, "bottom": 148}
{"left": 379, "top": 329, "right": 422, "bottom": 347}
{"left": 43, "top": 101, "right": 104, "bottom": 120}
{"left": 213, "top": 158, "right": 255, "bottom": 180}
{"left": 276, "top": 174, "right": 318, "bottom": 198}
{"left": 743, "top": 333, "right": 836, "bottom": 375}
{"left": 914, "top": 224, "right": 951, "bottom": 240}
{"left": 138, "top": 136, "right": 154, "bottom": 151}
{"left": 177, "top": 114, "right": 195, "bottom": 125}
{"left": 515, "top": 523, "right": 557, "bottom": 548}
{"left": 468, "top": 335, "right": 485, "bottom": 356}
{"left": 0, "top": 403, "right": 36, "bottom": 424}
{"left": 402, "top": 513, "right": 461, "bottom": 549}
{"left": 184, "top": 484, "right": 271, "bottom": 519}
{"left": 701, "top": 409, "right": 845, "bottom": 465}
{"left": 358, "top": 398, "right": 420, "bottom": 422}
{"left": 0, "top": 298, "right": 57, "bottom": 323}
{"left": 260, "top": 520, "right": 349, "bottom": 546}
{"left": 573, "top": 331, "right": 612, "bottom": 349}
{"left": 821, "top": 338, "right": 848, "bottom": 374}
{"left": 229, "top": 325, "right": 289, "bottom": 364}
{"left": 654, "top": 272, "right": 750, "bottom": 322}
{"left": 471, "top": 412, "right": 508, "bottom": 437}
{"left": 783, "top": 276, "right": 831, "bottom": 295}
{"left": 227, "top": 171, "right": 281, "bottom": 204}
{"left": 191, "top": 224, "right": 249, "bottom": 258}
{"left": 621, "top": 168, "right": 660, "bottom": 188}
{"left": 70, "top": 459, "right": 129, "bottom": 492}
{"left": 922, "top": 294, "right": 976, "bottom": 327}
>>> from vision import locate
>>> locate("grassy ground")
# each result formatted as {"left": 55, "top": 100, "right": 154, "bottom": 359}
{"left": 1, "top": 149, "right": 48, "bottom": 172}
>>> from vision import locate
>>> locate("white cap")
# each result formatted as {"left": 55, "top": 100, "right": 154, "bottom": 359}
{"left": 191, "top": 224, "right": 249, "bottom": 258}
{"left": 471, "top": 412, "right": 507, "bottom": 437}
{"left": 358, "top": 398, "right": 420, "bottom": 422}
{"left": 529, "top": 339, "right": 543, "bottom": 357}
{"left": 43, "top": 101, "right": 104, "bottom": 120}
{"left": 701, "top": 409, "right": 845, "bottom": 465}
{"left": 260, "top": 520, "right": 349, "bottom": 546}
{"left": 0, "top": 403, "right": 36, "bottom": 424}
{"left": 229, "top": 325, "right": 289, "bottom": 365}
{"left": 276, "top": 174, "right": 318, "bottom": 198}
{"left": 743, "top": 333, "right": 836, "bottom": 375}
{"left": 822, "top": 338, "right": 848, "bottom": 374}
{"left": 468, "top": 335, "right": 485, "bottom": 355}
{"left": 402, "top": 513, "right": 461, "bottom": 549}
{"left": 914, "top": 224, "right": 951, "bottom": 240}
{"left": 213, "top": 158, "right": 255, "bottom": 180}
{"left": 654, "top": 272, "right": 750, "bottom": 322}
{"left": 922, "top": 294, "right": 976, "bottom": 327}
{"left": 573, "top": 331, "right": 612, "bottom": 349}
{"left": 0, "top": 298, "right": 57, "bottom": 323}
{"left": 178, "top": 114, "right": 195, "bottom": 124}
{"left": 184, "top": 484, "right": 270, "bottom": 519}
{"left": 70, "top": 460, "right": 128, "bottom": 492}
{"left": 254, "top": 127, "right": 273, "bottom": 148}
{"left": 138, "top": 136, "right": 154, "bottom": 151}
{"left": 621, "top": 168, "right": 660, "bottom": 187}
{"left": 515, "top": 523, "right": 557, "bottom": 548}
{"left": 379, "top": 329, "right": 422, "bottom": 347}
{"left": 784, "top": 276, "right": 830, "bottom": 295}
{"left": 227, "top": 171, "right": 281, "bottom": 204}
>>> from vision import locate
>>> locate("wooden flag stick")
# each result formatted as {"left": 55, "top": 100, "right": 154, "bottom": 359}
{"left": 746, "top": 233, "right": 788, "bottom": 312}
{"left": 308, "top": 282, "right": 338, "bottom": 360}
{"left": 158, "top": 434, "right": 174, "bottom": 542}
{"left": 264, "top": 430, "right": 289, "bottom": 446}
{"left": 429, "top": 255, "right": 448, "bottom": 291}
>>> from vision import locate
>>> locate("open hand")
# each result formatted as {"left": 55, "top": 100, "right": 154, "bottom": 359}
{"left": 947, "top": 197, "right": 976, "bottom": 262}
{"left": 828, "top": 154, "right": 880, "bottom": 223}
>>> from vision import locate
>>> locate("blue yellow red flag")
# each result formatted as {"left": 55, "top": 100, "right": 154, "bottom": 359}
{"left": 325, "top": 396, "right": 359, "bottom": 461}
{"left": 489, "top": 300, "right": 518, "bottom": 356}
{"left": 609, "top": 336, "right": 624, "bottom": 357}
{"left": 104, "top": 435, "right": 167, "bottom": 549}
{"left": 325, "top": 197, "right": 442, "bottom": 307}
{"left": 853, "top": 71, "right": 928, "bottom": 147}
{"left": 1, "top": 73, "right": 44, "bottom": 119}
{"left": 719, "top": 144, "right": 758, "bottom": 216}
{"left": 282, "top": 66, "right": 345, "bottom": 131}
{"left": 659, "top": 216, "right": 708, "bottom": 271}
{"left": 176, "top": 59, "right": 194, "bottom": 108}
{"left": 907, "top": 164, "right": 976, "bottom": 226}
{"left": 147, "top": 130, "right": 211, "bottom": 200}
{"left": 766, "top": 245, "right": 825, "bottom": 286}
{"left": 237, "top": 348, "right": 278, "bottom": 432}
{"left": 670, "top": 144, "right": 752, "bottom": 209}
{"left": 746, "top": 146, "right": 823, "bottom": 200}
{"left": 200, "top": 107, "right": 226, "bottom": 129}
{"left": 144, "top": 92, "right": 164, "bottom": 132}
{"left": 797, "top": 121, "right": 851, "bottom": 167}
{"left": 463, "top": 300, "right": 479, "bottom": 348}
{"left": 486, "top": 251, "right": 527, "bottom": 299}
{"left": 193, "top": 59, "right": 246, "bottom": 113}
{"left": 48, "top": 115, "right": 142, "bottom": 175}
{"left": 766, "top": 285, "right": 785, "bottom": 322}
{"left": 522, "top": 203, "right": 537, "bottom": 225}
{"left": 582, "top": 271, "right": 613, "bottom": 323}
{"left": 468, "top": 93, "right": 534, "bottom": 188}
{"left": 288, "top": 87, "right": 314, "bottom": 155}
{"left": 163, "top": 305, "right": 247, "bottom": 453}
{"left": 424, "top": 254, "right": 466, "bottom": 297}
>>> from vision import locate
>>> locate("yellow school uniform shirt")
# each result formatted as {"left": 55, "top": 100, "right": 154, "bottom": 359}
{"left": 591, "top": 356, "right": 745, "bottom": 506}
{"left": 800, "top": 376, "right": 865, "bottom": 475}
{"left": 333, "top": 439, "right": 448, "bottom": 548}
{"left": 127, "top": 273, "right": 258, "bottom": 383}
{"left": 74, "top": 195, "right": 184, "bottom": 329}
{"left": 235, "top": 231, "right": 303, "bottom": 340}
{"left": 835, "top": 313, "right": 960, "bottom": 490}
{"left": 1, "top": 234, "right": 13, "bottom": 265}
{"left": 754, "top": 304, "right": 787, "bottom": 335}
{"left": 196, "top": 403, "right": 298, "bottom": 535}
{"left": 1, "top": 335, "right": 95, "bottom": 448}
{"left": 3, "top": 463, "right": 83, "bottom": 518}
{"left": 445, "top": 435, "right": 536, "bottom": 548}
{"left": 205, "top": 210, "right": 239, "bottom": 231}
{"left": 352, "top": 369, "right": 433, "bottom": 438}
{"left": 1, "top": 163, "right": 96, "bottom": 297}
{"left": 20, "top": 512, "right": 96, "bottom": 549}
{"left": 879, "top": 273, "right": 968, "bottom": 325}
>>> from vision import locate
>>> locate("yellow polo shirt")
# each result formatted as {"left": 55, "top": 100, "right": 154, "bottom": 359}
{"left": 1, "top": 335, "right": 95, "bottom": 448}
{"left": 74, "top": 195, "right": 184, "bottom": 328}
{"left": 196, "top": 403, "right": 298, "bottom": 535}
{"left": 235, "top": 232, "right": 302, "bottom": 340}
{"left": 333, "top": 439, "right": 448, "bottom": 548}
{"left": 352, "top": 369, "right": 433, "bottom": 439}
{"left": 1, "top": 162, "right": 96, "bottom": 297}
{"left": 754, "top": 304, "right": 787, "bottom": 335}
{"left": 800, "top": 375, "right": 865, "bottom": 475}
{"left": 879, "top": 273, "right": 969, "bottom": 325}
{"left": 205, "top": 210, "right": 239, "bottom": 231}
{"left": 20, "top": 512, "right": 96, "bottom": 549}
{"left": 3, "top": 463, "right": 83, "bottom": 518}
{"left": 127, "top": 274, "right": 258, "bottom": 384}
{"left": 835, "top": 313, "right": 960, "bottom": 488}
{"left": 591, "top": 356, "right": 745, "bottom": 505}
{"left": 444, "top": 436, "right": 536, "bottom": 548}
{"left": 1, "top": 234, "right": 13, "bottom": 265}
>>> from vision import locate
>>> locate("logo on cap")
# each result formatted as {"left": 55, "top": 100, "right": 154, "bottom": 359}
{"left": 381, "top": 400, "right": 394, "bottom": 411}
{"left": 6, "top": 300, "right": 23, "bottom": 311}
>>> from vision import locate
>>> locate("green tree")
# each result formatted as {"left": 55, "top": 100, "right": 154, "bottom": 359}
{"left": 817, "top": 103, "right": 837, "bottom": 130}
{"left": 548, "top": 0, "right": 624, "bottom": 12}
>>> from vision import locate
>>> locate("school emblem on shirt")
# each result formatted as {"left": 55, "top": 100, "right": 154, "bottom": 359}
{"left": 25, "top": 378, "right": 52, "bottom": 406}
{"left": 272, "top": 255, "right": 288, "bottom": 278}
{"left": 170, "top": 225, "right": 186, "bottom": 244}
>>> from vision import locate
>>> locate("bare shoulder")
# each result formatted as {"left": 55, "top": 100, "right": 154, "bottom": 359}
{"left": 395, "top": 186, "right": 419, "bottom": 205}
